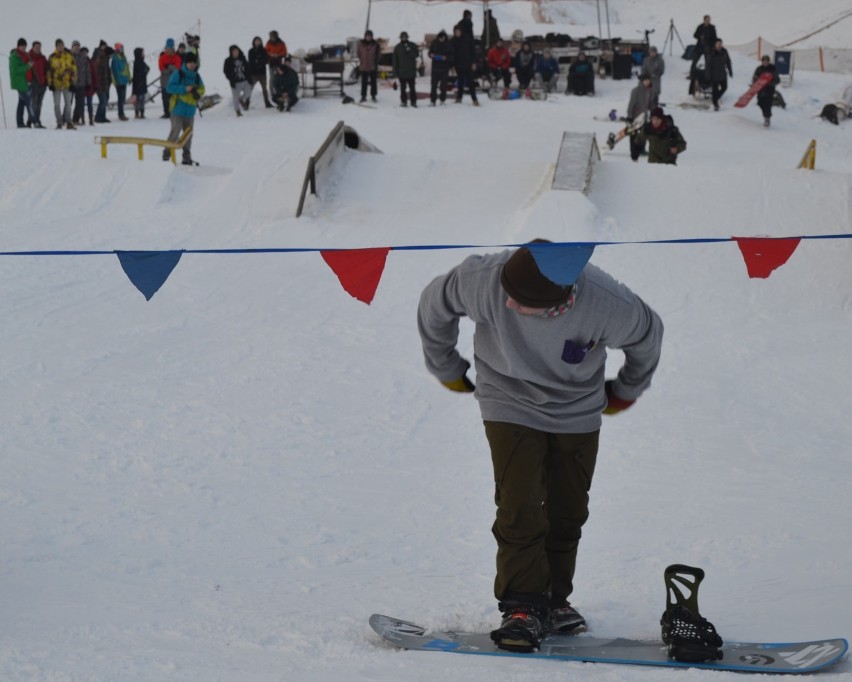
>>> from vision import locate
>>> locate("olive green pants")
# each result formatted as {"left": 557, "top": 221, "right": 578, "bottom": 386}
{"left": 484, "top": 421, "right": 599, "bottom": 607}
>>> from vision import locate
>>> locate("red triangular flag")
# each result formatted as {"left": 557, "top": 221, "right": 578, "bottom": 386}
{"left": 321, "top": 247, "right": 391, "bottom": 304}
{"left": 733, "top": 237, "right": 801, "bottom": 279}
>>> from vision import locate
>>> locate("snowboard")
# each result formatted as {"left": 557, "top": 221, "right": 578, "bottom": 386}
{"left": 605, "top": 112, "right": 646, "bottom": 150}
{"left": 488, "top": 86, "right": 547, "bottom": 101}
{"left": 197, "top": 93, "right": 222, "bottom": 111}
{"left": 734, "top": 71, "right": 775, "bottom": 108}
{"left": 370, "top": 614, "right": 848, "bottom": 674}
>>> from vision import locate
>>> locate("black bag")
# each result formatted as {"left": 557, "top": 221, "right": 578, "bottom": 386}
{"left": 820, "top": 104, "right": 839, "bottom": 125}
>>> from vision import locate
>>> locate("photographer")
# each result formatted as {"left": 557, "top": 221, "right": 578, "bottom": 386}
{"left": 163, "top": 52, "right": 204, "bottom": 165}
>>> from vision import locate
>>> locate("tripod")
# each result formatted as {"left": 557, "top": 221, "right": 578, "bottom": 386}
{"left": 662, "top": 19, "right": 685, "bottom": 56}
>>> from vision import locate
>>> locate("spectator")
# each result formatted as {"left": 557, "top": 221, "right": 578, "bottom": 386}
{"left": 271, "top": 58, "right": 299, "bottom": 112}
{"left": 248, "top": 36, "right": 272, "bottom": 108}
{"left": 266, "top": 30, "right": 288, "bottom": 80}
{"left": 163, "top": 51, "right": 204, "bottom": 165}
{"left": 111, "top": 43, "right": 131, "bottom": 121}
{"left": 28, "top": 41, "right": 48, "bottom": 128}
{"left": 692, "top": 15, "right": 717, "bottom": 66}
{"left": 223, "top": 44, "right": 252, "bottom": 116}
{"left": 644, "top": 106, "right": 686, "bottom": 164}
{"left": 486, "top": 38, "right": 511, "bottom": 89}
{"left": 513, "top": 41, "right": 536, "bottom": 92}
{"left": 9, "top": 37, "right": 35, "bottom": 128}
{"left": 93, "top": 45, "right": 112, "bottom": 123}
{"left": 392, "top": 31, "right": 419, "bottom": 108}
{"left": 706, "top": 39, "right": 732, "bottom": 111}
{"left": 451, "top": 24, "right": 478, "bottom": 105}
{"left": 82, "top": 47, "right": 97, "bottom": 125}
{"left": 535, "top": 47, "right": 560, "bottom": 93}
{"left": 626, "top": 74, "right": 654, "bottom": 161}
{"left": 639, "top": 46, "right": 664, "bottom": 106}
{"left": 158, "top": 38, "right": 181, "bottom": 118}
{"left": 481, "top": 9, "right": 501, "bottom": 51}
{"left": 184, "top": 33, "right": 201, "bottom": 66}
{"left": 428, "top": 30, "right": 454, "bottom": 105}
{"left": 47, "top": 38, "right": 76, "bottom": 129}
{"left": 752, "top": 55, "right": 780, "bottom": 127}
{"left": 357, "top": 30, "right": 380, "bottom": 104}
{"left": 566, "top": 52, "right": 595, "bottom": 96}
{"left": 70, "top": 40, "right": 92, "bottom": 126}
{"left": 132, "top": 47, "right": 150, "bottom": 118}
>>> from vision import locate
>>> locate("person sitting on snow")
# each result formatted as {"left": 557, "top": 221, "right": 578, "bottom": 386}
{"left": 566, "top": 52, "right": 595, "bottom": 96}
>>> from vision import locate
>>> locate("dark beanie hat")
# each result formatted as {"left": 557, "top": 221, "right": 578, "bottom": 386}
{"left": 17, "top": 37, "right": 27, "bottom": 47}
{"left": 651, "top": 106, "right": 665, "bottom": 119}
{"left": 500, "top": 242, "right": 573, "bottom": 308}
{"left": 183, "top": 51, "right": 198, "bottom": 64}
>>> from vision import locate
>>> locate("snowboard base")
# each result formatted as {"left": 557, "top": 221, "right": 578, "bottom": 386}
{"left": 370, "top": 614, "right": 847, "bottom": 674}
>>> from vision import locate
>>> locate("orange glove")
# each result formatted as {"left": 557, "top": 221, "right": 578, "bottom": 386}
{"left": 441, "top": 374, "right": 475, "bottom": 393}
{"left": 603, "top": 380, "right": 635, "bottom": 415}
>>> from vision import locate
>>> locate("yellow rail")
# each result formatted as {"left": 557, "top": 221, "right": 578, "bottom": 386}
{"left": 94, "top": 127, "right": 193, "bottom": 164}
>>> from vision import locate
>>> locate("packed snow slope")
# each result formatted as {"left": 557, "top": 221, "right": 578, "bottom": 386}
{"left": 2, "top": 1, "right": 851, "bottom": 681}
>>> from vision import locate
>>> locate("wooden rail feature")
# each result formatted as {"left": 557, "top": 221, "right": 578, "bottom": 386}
{"left": 94, "top": 127, "right": 193, "bottom": 163}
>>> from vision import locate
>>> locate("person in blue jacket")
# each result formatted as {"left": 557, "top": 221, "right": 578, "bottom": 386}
{"left": 162, "top": 52, "right": 205, "bottom": 165}
{"left": 535, "top": 47, "right": 560, "bottom": 93}
{"left": 110, "top": 43, "right": 131, "bottom": 120}
{"left": 566, "top": 52, "right": 595, "bottom": 96}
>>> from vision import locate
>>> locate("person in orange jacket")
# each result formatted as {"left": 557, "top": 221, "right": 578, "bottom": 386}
{"left": 486, "top": 39, "right": 512, "bottom": 88}
{"left": 265, "top": 30, "right": 288, "bottom": 82}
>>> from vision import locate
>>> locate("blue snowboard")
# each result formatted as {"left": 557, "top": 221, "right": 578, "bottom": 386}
{"left": 370, "top": 614, "right": 848, "bottom": 674}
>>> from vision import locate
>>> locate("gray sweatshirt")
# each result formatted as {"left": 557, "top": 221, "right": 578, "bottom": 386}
{"left": 417, "top": 250, "right": 664, "bottom": 433}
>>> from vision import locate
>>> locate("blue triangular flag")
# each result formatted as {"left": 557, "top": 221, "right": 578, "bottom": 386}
{"left": 528, "top": 243, "right": 595, "bottom": 286}
{"left": 116, "top": 250, "right": 183, "bottom": 300}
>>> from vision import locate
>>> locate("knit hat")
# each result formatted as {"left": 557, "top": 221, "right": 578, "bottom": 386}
{"left": 651, "top": 106, "right": 665, "bottom": 119}
{"left": 115, "top": 42, "right": 123, "bottom": 51}
{"left": 17, "top": 37, "right": 26, "bottom": 47}
{"left": 183, "top": 51, "right": 198, "bottom": 64}
{"left": 71, "top": 40, "right": 80, "bottom": 48}
{"left": 500, "top": 242, "right": 573, "bottom": 308}
{"left": 165, "top": 37, "right": 175, "bottom": 49}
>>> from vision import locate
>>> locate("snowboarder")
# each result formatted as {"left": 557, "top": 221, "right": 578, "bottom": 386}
{"left": 752, "top": 55, "right": 780, "bottom": 126}
{"left": 706, "top": 39, "right": 732, "bottom": 111}
{"left": 626, "top": 74, "right": 654, "bottom": 160}
{"left": 639, "top": 46, "right": 664, "bottom": 106}
{"left": 643, "top": 107, "right": 686, "bottom": 164}
{"left": 392, "top": 31, "right": 419, "bottom": 108}
{"left": 163, "top": 51, "right": 204, "bottom": 165}
{"left": 417, "top": 240, "right": 664, "bottom": 653}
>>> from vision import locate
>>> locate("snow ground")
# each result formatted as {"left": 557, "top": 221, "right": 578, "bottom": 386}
{"left": 2, "top": 1, "right": 851, "bottom": 680}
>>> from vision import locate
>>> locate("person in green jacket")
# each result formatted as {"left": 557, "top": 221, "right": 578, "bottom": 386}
{"left": 9, "top": 38, "right": 36, "bottom": 128}
{"left": 392, "top": 31, "right": 419, "bottom": 107}
{"left": 644, "top": 107, "right": 687, "bottom": 164}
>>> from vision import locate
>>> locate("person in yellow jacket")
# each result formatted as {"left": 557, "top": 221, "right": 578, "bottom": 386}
{"left": 47, "top": 38, "right": 77, "bottom": 129}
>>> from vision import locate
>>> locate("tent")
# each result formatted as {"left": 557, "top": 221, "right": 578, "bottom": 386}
{"left": 366, "top": 0, "right": 613, "bottom": 50}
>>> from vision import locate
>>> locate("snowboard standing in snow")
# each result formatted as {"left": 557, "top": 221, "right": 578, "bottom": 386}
{"left": 734, "top": 71, "right": 775, "bottom": 108}
{"left": 370, "top": 564, "right": 848, "bottom": 674}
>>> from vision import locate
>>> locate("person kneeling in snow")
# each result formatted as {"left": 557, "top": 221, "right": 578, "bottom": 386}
{"left": 643, "top": 107, "right": 686, "bottom": 165}
{"left": 271, "top": 58, "right": 299, "bottom": 112}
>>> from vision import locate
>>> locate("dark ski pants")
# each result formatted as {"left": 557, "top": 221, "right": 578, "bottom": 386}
{"left": 361, "top": 69, "right": 378, "bottom": 100}
{"left": 711, "top": 80, "right": 727, "bottom": 108}
{"left": 757, "top": 91, "right": 774, "bottom": 120}
{"left": 399, "top": 78, "right": 417, "bottom": 105}
{"left": 484, "top": 421, "right": 599, "bottom": 607}
{"left": 455, "top": 69, "right": 478, "bottom": 102}
{"left": 629, "top": 131, "right": 647, "bottom": 161}
{"left": 431, "top": 69, "right": 449, "bottom": 103}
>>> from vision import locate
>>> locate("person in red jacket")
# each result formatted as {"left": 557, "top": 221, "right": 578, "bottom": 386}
{"left": 158, "top": 38, "right": 182, "bottom": 118}
{"left": 486, "top": 39, "right": 512, "bottom": 88}
{"left": 28, "top": 40, "right": 48, "bottom": 127}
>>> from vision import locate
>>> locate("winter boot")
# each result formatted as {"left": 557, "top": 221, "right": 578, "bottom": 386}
{"left": 490, "top": 602, "right": 550, "bottom": 653}
{"left": 550, "top": 602, "right": 587, "bottom": 634}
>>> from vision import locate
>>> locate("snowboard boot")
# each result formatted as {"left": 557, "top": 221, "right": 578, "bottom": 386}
{"left": 490, "top": 602, "right": 550, "bottom": 653}
{"left": 550, "top": 602, "right": 587, "bottom": 634}
{"left": 660, "top": 564, "right": 723, "bottom": 662}
{"left": 606, "top": 132, "right": 616, "bottom": 149}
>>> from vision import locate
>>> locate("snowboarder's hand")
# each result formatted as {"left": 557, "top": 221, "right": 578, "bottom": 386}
{"left": 670, "top": 146, "right": 679, "bottom": 155}
{"left": 441, "top": 361, "right": 475, "bottom": 393}
{"left": 603, "top": 380, "right": 635, "bottom": 415}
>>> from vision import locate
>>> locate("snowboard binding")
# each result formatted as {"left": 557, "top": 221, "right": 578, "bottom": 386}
{"left": 660, "top": 564, "right": 724, "bottom": 663}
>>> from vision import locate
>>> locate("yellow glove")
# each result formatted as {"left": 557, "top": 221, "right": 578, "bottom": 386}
{"left": 441, "top": 374, "right": 475, "bottom": 393}
{"left": 603, "top": 380, "right": 635, "bottom": 415}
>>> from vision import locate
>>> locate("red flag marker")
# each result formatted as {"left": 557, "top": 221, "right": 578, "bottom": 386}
{"left": 321, "top": 247, "right": 391, "bottom": 304}
{"left": 733, "top": 237, "right": 801, "bottom": 279}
